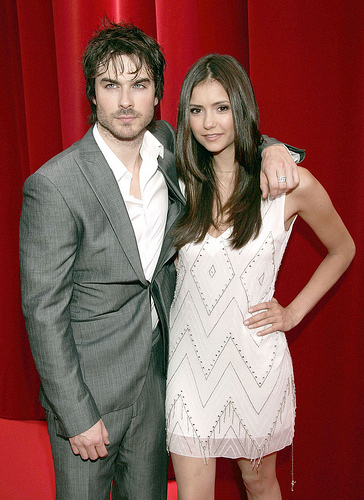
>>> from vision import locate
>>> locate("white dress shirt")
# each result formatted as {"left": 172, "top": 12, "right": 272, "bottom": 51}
{"left": 93, "top": 125, "right": 168, "bottom": 328}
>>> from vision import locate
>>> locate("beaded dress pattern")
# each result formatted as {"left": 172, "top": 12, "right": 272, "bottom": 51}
{"left": 166, "top": 194, "right": 296, "bottom": 462}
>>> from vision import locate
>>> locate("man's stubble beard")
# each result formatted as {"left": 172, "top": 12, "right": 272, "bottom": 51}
{"left": 97, "top": 108, "right": 155, "bottom": 143}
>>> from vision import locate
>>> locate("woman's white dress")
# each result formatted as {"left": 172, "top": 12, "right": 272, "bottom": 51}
{"left": 166, "top": 194, "right": 296, "bottom": 462}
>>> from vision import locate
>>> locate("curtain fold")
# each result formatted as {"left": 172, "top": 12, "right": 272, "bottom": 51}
{"left": 1, "top": 0, "right": 362, "bottom": 497}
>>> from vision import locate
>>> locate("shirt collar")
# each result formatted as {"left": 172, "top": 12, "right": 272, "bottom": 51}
{"left": 141, "top": 129, "right": 164, "bottom": 161}
{"left": 92, "top": 124, "right": 164, "bottom": 182}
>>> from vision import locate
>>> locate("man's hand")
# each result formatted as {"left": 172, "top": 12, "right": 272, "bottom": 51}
{"left": 69, "top": 419, "right": 109, "bottom": 461}
{"left": 260, "top": 144, "right": 300, "bottom": 198}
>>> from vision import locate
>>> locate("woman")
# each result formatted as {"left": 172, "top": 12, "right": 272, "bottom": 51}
{"left": 165, "top": 54, "right": 355, "bottom": 500}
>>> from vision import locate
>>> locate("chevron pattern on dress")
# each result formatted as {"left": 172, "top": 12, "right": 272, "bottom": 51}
{"left": 166, "top": 195, "right": 296, "bottom": 461}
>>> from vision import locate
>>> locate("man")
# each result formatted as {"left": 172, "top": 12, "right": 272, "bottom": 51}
{"left": 19, "top": 20, "right": 304, "bottom": 500}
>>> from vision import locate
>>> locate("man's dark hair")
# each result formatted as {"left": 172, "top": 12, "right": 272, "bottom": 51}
{"left": 82, "top": 19, "right": 166, "bottom": 124}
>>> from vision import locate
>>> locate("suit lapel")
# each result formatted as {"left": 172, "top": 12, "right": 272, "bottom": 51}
{"left": 154, "top": 150, "right": 185, "bottom": 276}
{"left": 75, "top": 128, "right": 185, "bottom": 283}
{"left": 157, "top": 150, "right": 185, "bottom": 206}
{"left": 76, "top": 130, "right": 147, "bottom": 284}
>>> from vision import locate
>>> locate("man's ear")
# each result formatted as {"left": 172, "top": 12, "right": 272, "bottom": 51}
{"left": 154, "top": 97, "right": 159, "bottom": 107}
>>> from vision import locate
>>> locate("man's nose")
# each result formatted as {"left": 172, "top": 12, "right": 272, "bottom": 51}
{"left": 119, "top": 88, "right": 133, "bottom": 108}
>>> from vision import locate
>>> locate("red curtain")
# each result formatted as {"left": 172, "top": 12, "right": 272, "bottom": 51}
{"left": 2, "top": 0, "right": 363, "bottom": 497}
{"left": 248, "top": 2, "right": 364, "bottom": 498}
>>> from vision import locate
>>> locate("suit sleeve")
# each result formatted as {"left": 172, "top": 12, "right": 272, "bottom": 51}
{"left": 19, "top": 173, "right": 100, "bottom": 437}
{"left": 259, "top": 134, "right": 305, "bottom": 163}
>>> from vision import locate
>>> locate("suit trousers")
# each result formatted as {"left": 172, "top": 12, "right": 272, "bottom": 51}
{"left": 46, "top": 328, "right": 168, "bottom": 500}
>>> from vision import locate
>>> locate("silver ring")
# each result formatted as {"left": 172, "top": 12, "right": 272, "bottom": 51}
{"left": 277, "top": 176, "right": 286, "bottom": 183}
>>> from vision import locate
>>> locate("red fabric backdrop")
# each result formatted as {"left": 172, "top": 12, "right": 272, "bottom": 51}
{"left": 1, "top": 0, "right": 363, "bottom": 497}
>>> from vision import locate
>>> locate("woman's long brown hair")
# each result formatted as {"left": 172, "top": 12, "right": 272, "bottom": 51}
{"left": 174, "top": 54, "right": 263, "bottom": 250}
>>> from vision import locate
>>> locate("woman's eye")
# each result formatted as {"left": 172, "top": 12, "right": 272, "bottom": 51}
{"left": 190, "top": 108, "right": 202, "bottom": 114}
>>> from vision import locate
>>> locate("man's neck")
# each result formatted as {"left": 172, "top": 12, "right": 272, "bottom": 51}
{"left": 96, "top": 122, "right": 145, "bottom": 172}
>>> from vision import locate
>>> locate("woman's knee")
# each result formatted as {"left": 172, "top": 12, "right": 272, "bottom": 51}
{"left": 238, "top": 455, "right": 278, "bottom": 497}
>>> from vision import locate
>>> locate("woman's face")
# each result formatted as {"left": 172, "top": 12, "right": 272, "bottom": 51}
{"left": 189, "top": 79, "right": 235, "bottom": 160}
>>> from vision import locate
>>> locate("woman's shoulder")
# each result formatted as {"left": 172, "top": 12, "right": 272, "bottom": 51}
{"left": 286, "top": 166, "right": 328, "bottom": 218}
{"left": 296, "top": 166, "right": 317, "bottom": 187}
{"left": 289, "top": 166, "right": 324, "bottom": 199}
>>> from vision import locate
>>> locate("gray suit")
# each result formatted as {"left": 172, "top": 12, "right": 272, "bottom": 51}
{"left": 19, "top": 121, "right": 184, "bottom": 499}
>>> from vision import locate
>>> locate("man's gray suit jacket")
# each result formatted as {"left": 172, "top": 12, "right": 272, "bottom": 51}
{"left": 19, "top": 120, "right": 184, "bottom": 438}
